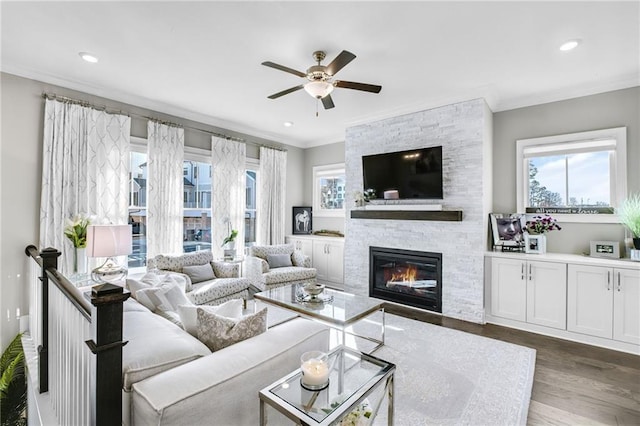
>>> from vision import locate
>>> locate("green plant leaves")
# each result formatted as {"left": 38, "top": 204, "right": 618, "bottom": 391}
{"left": 0, "top": 334, "right": 27, "bottom": 426}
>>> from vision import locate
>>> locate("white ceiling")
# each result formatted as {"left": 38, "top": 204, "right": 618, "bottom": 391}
{"left": 2, "top": 1, "right": 638, "bottom": 148}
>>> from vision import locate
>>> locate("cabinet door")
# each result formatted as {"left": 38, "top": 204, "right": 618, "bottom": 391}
{"left": 567, "top": 265, "right": 613, "bottom": 339}
{"left": 325, "top": 242, "right": 344, "bottom": 284}
{"left": 526, "top": 261, "right": 567, "bottom": 329}
{"left": 286, "top": 237, "right": 314, "bottom": 261}
{"left": 490, "top": 258, "right": 526, "bottom": 321}
{"left": 312, "top": 241, "right": 329, "bottom": 282}
{"left": 613, "top": 268, "right": 640, "bottom": 344}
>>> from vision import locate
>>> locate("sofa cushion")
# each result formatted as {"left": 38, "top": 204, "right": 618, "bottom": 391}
{"left": 210, "top": 261, "right": 239, "bottom": 278}
{"left": 153, "top": 250, "right": 214, "bottom": 272}
{"left": 135, "top": 279, "right": 192, "bottom": 313}
{"left": 263, "top": 266, "right": 317, "bottom": 285}
{"left": 250, "top": 244, "right": 294, "bottom": 261}
{"left": 196, "top": 307, "right": 267, "bottom": 351}
{"left": 122, "top": 310, "right": 211, "bottom": 391}
{"left": 182, "top": 263, "right": 216, "bottom": 284}
{"left": 127, "top": 272, "right": 188, "bottom": 296}
{"left": 186, "top": 277, "right": 251, "bottom": 306}
{"left": 178, "top": 299, "right": 244, "bottom": 336}
{"left": 267, "top": 253, "right": 293, "bottom": 269}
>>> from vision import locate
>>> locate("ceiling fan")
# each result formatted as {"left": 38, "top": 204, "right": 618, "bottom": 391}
{"left": 262, "top": 50, "right": 382, "bottom": 112}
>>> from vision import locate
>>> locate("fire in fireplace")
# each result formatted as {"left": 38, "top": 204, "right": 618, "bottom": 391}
{"left": 369, "top": 246, "right": 442, "bottom": 313}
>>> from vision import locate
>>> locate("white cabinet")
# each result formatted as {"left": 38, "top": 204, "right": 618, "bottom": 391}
{"left": 285, "top": 236, "right": 313, "bottom": 260}
{"left": 526, "top": 260, "right": 567, "bottom": 330}
{"left": 312, "top": 240, "right": 344, "bottom": 285}
{"left": 490, "top": 257, "right": 527, "bottom": 321}
{"left": 490, "top": 257, "right": 566, "bottom": 329}
{"left": 568, "top": 265, "right": 640, "bottom": 344}
{"left": 285, "top": 235, "right": 345, "bottom": 286}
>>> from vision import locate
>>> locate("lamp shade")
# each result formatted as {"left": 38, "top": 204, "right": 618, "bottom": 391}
{"left": 303, "top": 81, "right": 334, "bottom": 99}
{"left": 86, "top": 225, "right": 132, "bottom": 257}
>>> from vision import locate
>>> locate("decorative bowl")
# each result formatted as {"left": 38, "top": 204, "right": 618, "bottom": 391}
{"left": 303, "top": 283, "right": 325, "bottom": 297}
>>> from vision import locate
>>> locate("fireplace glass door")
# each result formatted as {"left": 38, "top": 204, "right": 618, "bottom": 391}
{"left": 369, "top": 247, "right": 442, "bottom": 313}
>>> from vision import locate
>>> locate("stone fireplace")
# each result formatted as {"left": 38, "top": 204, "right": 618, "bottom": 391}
{"left": 369, "top": 246, "right": 442, "bottom": 312}
{"left": 344, "top": 98, "right": 493, "bottom": 324}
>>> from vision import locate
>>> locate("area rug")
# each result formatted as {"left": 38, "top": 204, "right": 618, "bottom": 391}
{"left": 353, "top": 314, "right": 536, "bottom": 426}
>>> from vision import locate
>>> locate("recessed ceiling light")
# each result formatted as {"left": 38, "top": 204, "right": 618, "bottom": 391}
{"left": 559, "top": 39, "right": 581, "bottom": 52}
{"left": 79, "top": 52, "right": 99, "bottom": 63}
{"left": 283, "top": 121, "right": 294, "bottom": 127}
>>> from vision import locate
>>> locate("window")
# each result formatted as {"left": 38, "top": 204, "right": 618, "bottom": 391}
{"left": 128, "top": 139, "right": 148, "bottom": 268}
{"left": 183, "top": 148, "right": 212, "bottom": 253}
{"left": 516, "top": 127, "right": 627, "bottom": 223}
{"left": 245, "top": 159, "right": 259, "bottom": 246}
{"left": 312, "top": 163, "right": 346, "bottom": 217}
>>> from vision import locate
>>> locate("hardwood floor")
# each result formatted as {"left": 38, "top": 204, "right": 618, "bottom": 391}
{"left": 385, "top": 304, "right": 640, "bottom": 426}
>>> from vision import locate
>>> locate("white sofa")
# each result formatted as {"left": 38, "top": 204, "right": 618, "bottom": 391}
{"left": 121, "top": 297, "right": 329, "bottom": 425}
{"left": 246, "top": 244, "right": 317, "bottom": 292}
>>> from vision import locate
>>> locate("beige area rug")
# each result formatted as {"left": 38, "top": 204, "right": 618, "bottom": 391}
{"left": 258, "top": 304, "right": 536, "bottom": 425}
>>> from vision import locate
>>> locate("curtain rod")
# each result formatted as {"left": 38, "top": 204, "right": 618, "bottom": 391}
{"left": 41, "top": 92, "right": 288, "bottom": 150}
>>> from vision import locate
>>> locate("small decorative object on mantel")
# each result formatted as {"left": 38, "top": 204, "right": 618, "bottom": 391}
{"left": 524, "top": 215, "right": 561, "bottom": 254}
{"left": 354, "top": 188, "right": 377, "bottom": 207}
{"left": 64, "top": 213, "right": 93, "bottom": 275}
{"left": 617, "top": 193, "right": 640, "bottom": 250}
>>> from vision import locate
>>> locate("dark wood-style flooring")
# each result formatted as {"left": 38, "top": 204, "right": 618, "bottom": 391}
{"left": 385, "top": 303, "right": 640, "bottom": 426}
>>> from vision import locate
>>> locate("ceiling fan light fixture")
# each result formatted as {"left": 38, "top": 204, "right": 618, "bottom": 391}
{"left": 304, "top": 81, "right": 334, "bottom": 99}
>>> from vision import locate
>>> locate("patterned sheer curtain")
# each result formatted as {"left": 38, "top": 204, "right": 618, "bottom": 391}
{"left": 211, "top": 137, "right": 246, "bottom": 258}
{"left": 146, "top": 121, "right": 184, "bottom": 258}
{"left": 40, "top": 98, "right": 131, "bottom": 274}
{"left": 257, "top": 146, "right": 287, "bottom": 245}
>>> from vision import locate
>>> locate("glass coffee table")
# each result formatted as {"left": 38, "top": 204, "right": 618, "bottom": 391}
{"left": 254, "top": 284, "right": 385, "bottom": 353}
{"left": 259, "top": 346, "right": 395, "bottom": 425}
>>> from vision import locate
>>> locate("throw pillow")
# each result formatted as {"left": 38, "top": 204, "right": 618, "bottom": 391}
{"left": 182, "top": 263, "right": 216, "bottom": 284}
{"left": 267, "top": 253, "right": 293, "bottom": 269}
{"left": 135, "top": 280, "right": 191, "bottom": 313}
{"left": 197, "top": 307, "right": 267, "bottom": 351}
{"left": 126, "top": 272, "right": 162, "bottom": 296}
{"left": 177, "top": 299, "right": 244, "bottom": 336}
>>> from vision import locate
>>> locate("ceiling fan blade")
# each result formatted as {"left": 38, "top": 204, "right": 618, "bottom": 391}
{"left": 325, "top": 50, "right": 356, "bottom": 76}
{"left": 321, "top": 94, "right": 335, "bottom": 110}
{"left": 334, "top": 80, "right": 382, "bottom": 93}
{"left": 267, "top": 85, "right": 304, "bottom": 99}
{"left": 261, "top": 61, "right": 307, "bottom": 78}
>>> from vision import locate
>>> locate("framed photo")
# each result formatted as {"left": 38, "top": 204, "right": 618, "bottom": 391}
{"left": 589, "top": 240, "right": 621, "bottom": 259}
{"left": 524, "top": 234, "right": 545, "bottom": 254}
{"left": 490, "top": 213, "right": 526, "bottom": 247}
{"left": 292, "top": 206, "right": 312, "bottom": 234}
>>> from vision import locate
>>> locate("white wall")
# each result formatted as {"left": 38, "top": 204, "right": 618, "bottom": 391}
{"left": 0, "top": 72, "right": 303, "bottom": 351}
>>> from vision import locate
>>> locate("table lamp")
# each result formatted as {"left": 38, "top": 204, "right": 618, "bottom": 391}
{"left": 86, "top": 224, "right": 132, "bottom": 283}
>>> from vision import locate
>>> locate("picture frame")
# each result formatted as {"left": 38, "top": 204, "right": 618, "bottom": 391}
{"left": 589, "top": 240, "right": 621, "bottom": 259}
{"left": 292, "top": 206, "right": 312, "bottom": 235}
{"left": 490, "top": 213, "right": 526, "bottom": 248}
{"left": 524, "top": 234, "right": 545, "bottom": 254}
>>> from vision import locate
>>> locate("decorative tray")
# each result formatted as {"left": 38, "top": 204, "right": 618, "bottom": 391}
{"left": 296, "top": 293, "right": 334, "bottom": 304}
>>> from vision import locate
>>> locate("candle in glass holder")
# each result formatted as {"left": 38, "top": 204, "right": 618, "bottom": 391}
{"left": 300, "top": 351, "right": 329, "bottom": 389}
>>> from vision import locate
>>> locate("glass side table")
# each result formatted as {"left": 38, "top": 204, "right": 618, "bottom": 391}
{"left": 259, "top": 346, "right": 395, "bottom": 425}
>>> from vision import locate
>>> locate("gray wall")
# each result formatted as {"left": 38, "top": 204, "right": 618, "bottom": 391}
{"left": 493, "top": 87, "right": 639, "bottom": 254}
{"left": 303, "top": 142, "right": 346, "bottom": 234}
{"left": 0, "top": 72, "right": 303, "bottom": 350}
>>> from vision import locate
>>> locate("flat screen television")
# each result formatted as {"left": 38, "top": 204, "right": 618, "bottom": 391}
{"left": 362, "top": 146, "right": 443, "bottom": 200}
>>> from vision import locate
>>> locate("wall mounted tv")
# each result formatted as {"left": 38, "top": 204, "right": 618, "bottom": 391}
{"left": 362, "top": 146, "right": 443, "bottom": 200}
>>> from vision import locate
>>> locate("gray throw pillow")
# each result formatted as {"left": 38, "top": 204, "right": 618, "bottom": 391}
{"left": 267, "top": 253, "right": 293, "bottom": 269}
{"left": 196, "top": 307, "right": 267, "bottom": 351}
{"left": 182, "top": 263, "right": 216, "bottom": 284}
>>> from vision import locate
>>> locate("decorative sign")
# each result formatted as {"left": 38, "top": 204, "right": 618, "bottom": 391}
{"left": 525, "top": 207, "right": 614, "bottom": 215}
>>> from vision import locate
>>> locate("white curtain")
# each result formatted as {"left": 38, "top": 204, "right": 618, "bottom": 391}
{"left": 211, "top": 137, "right": 246, "bottom": 259}
{"left": 40, "top": 99, "right": 131, "bottom": 274}
{"left": 257, "top": 147, "right": 287, "bottom": 245}
{"left": 146, "top": 121, "right": 184, "bottom": 258}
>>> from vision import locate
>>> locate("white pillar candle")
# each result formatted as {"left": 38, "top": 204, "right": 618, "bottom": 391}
{"left": 300, "top": 354, "right": 329, "bottom": 387}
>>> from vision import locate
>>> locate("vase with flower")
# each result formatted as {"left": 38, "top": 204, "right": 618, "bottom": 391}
{"left": 64, "top": 213, "right": 92, "bottom": 274}
{"left": 353, "top": 188, "right": 377, "bottom": 208}
{"left": 524, "top": 215, "right": 561, "bottom": 254}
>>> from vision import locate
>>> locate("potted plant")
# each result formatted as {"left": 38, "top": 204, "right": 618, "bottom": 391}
{"left": 524, "top": 215, "right": 561, "bottom": 254}
{"left": 618, "top": 193, "right": 640, "bottom": 249}
{"left": 221, "top": 226, "right": 238, "bottom": 259}
{"left": 1, "top": 334, "right": 27, "bottom": 426}
{"left": 64, "top": 213, "right": 92, "bottom": 274}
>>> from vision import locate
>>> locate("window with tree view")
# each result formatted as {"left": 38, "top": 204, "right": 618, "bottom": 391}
{"left": 517, "top": 127, "right": 627, "bottom": 222}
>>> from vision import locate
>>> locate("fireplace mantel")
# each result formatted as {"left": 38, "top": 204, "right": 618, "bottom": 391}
{"left": 350, "top": 209, "right": 463, "bottom": 221}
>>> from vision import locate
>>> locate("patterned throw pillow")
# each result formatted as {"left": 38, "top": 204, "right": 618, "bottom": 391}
{"left": 182, "top": 263, "right": 216, "bottom": 284}
{"left": 177, "top": 299, "right": 244, "bottom": 336}
{"left": 196, "top": 307, "right": 267, "bottom": 351}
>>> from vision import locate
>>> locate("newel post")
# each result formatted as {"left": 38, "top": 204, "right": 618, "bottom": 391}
{"left": 85, "top": 283, "right": 130, "bottom": 426}
{"left": 38, "top": 247, "right": 61, "bottom": 393}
